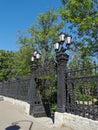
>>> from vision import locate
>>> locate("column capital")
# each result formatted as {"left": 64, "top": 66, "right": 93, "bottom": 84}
{"left": 56, "top": 52, "right": 69, "bottom": 64}
{"left": 30, "top": 62, "right": 38, "bottom": 72}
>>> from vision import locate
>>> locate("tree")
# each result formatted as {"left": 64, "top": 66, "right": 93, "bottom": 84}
{"left": 60, "top": 0, "right": 98, "bottom": 57}
{"left": 18, "top": 9, "right": 64, "bottom": 64}
{"left": 0, "top": 50, "right": 16, "bottom": 81}
{"left": 14, "top": 46, "right": 33, "bottom": 76}
{"left": 17, "top": 9, "right": 63, "bottom": 108}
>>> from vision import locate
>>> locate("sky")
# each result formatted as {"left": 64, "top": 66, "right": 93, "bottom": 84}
{"left": 0, "top": 0, "right": 62, "bottom": 51}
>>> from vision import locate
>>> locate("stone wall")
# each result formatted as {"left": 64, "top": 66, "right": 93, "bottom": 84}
{"left": 55, "top": 112, "right": 98, "bottom": 130}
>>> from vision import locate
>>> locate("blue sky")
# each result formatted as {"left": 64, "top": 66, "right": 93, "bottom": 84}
{"left": 0, "top": 0, "right": 62, "bottom": 51}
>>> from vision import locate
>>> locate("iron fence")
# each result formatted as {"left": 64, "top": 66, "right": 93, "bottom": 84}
{"left": 0, "top": 76, "right": 31, "bottom": 102}
{"left": 0, "top": 60, "right": 57, "bottom": 117}
{"left": 1, "top": 61, "right": 98, "bottom": 120}
{"left": 65, "top": 66, "right": 98, "bottom": 120}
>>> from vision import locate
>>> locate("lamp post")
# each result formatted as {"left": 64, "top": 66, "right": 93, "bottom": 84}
{"left": 29, "top": 51, "right": 46, "bottom": 117}
{"left": 30, "top": 50, "right": 41, "bottom": 74}
{"left": 29, "top": 51, "right": 41, "bottom": 115}
{"left": 54, "top": 32, "right": 72, "bottom": 112}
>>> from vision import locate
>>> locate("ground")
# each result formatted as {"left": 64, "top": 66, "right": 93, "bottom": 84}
{"left": 0, "top": 101, "right": 71, "bottom": 130}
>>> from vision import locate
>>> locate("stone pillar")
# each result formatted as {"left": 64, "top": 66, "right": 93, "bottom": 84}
{"left": 56, "top": 52, "right": 69, "bottom": 112}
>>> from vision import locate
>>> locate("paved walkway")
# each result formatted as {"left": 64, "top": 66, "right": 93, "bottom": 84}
{"left": 0, "top": 101, "right": 72, "bottom": 130}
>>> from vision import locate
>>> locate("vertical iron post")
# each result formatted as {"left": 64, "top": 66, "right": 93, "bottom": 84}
{"left": 29, "top": 61, "right": 46, "bottom": 117}
{"left": 56, "top": 51, "right": 69, "bottom": 112}
{"left": 29, "top": 61, "right": 37, "bottom": 115}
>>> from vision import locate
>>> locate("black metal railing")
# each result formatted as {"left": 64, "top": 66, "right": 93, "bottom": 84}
{"left": 0, "top": 60, "right": 56, "bottom": 117}
{"left": 65, "top": 66, "right": 98, "bottom": 120}
{"left": 1, "top": 61, "right": 98, "bottom": 120}
{"left": 0, "top": 76, "right": 31, "bottom": 102}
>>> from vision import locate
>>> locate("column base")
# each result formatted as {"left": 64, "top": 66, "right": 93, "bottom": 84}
{"left": 56, "top": 107, "right": 65, "bottom": 113}
{"left": 30, "top": 104, "right": 46, "bottom": 117}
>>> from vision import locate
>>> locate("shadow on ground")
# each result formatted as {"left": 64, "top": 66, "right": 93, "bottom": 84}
{"left": 5, "top": 120, "right": 33, "bottom": 130}
{"left": 6, "top": 124, "right": 20, "bottom": 130}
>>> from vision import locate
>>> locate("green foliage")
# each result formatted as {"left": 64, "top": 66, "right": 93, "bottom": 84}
{"left": 51, "top": 104, "right": 57, "bottom": 112}
{"left": 36, "top": 74, "right": 57, "bottom": 109}
{"left": 68, "top": 50, "right": 93, "bottom": 77}
{"left": 18, "top": 9, "right": 64, "bottom": 64}
{"left": 14, "top": 46, "right": 33, "bottom": 76}
{"left": 0, "top": 50, "right": 17, "bottom": 81}
{"left": 60, "top": 0, "right": 98, "bottom": 56}
{"left": 76, "top": 94, "right": 92, "bottom": 101}
{"left": 16, "top": 10, "right": 63, "bottom": 107}
{"left": 0, "top": 47, "right": 33, "bottom": 80}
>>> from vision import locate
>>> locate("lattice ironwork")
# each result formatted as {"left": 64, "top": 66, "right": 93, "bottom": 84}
{"left": 0, "top": 76, "right": 31, "bottom": 102}
{"left": 65, "top": 66, "right": 98, "bottom": 120}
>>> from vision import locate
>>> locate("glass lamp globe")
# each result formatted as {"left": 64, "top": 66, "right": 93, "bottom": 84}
{"left": 54, "top": 42, "right": 59, "bottom": 51}
{"left": 65, "top": 35, "right": 72, "bottom": 44}
{"left": 31, "top": 56, "right": 34, "bottom": 62}
{"left": 34, "top": 51, "right": 38, "bottom": 56}
{"left": 36, "top": 53, "right": 41, "bottom": 59}
{"left": 59, "top": 32, "right": 65, "bottom": 42}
